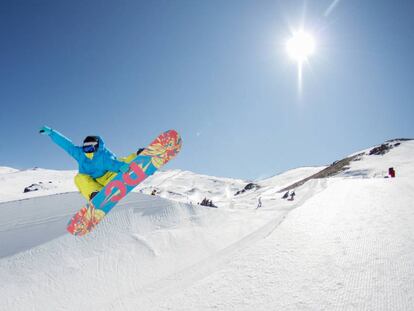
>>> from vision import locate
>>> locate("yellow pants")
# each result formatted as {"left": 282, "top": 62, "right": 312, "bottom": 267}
{"left": 74, "top": 153, "right": 136, "bottom": 200}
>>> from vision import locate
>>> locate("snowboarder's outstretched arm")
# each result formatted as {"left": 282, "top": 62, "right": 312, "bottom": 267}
{"left": 39, "top": 126, "right": 80, "bottom": 160}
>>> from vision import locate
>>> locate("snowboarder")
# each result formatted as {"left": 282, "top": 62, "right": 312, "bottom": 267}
{"left": 39, "top": 126, "right": 143, "bottom": 200}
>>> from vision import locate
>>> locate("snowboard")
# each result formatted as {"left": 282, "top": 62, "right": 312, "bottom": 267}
{"left": 67, "top": 130, "right": 182, "bottom": 236}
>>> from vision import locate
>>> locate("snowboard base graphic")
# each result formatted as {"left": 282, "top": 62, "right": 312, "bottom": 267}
{"left": 67, "top": 130, "right": 182, "bottom": 236}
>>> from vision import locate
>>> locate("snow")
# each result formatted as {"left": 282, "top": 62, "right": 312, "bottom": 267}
{"left": 0, "top": 139, "right": 413, "bottom": 310}
{"left": 153, "top": 178, "right": 414, "bottom": 311}
{"left": 0, "top": 167, "right": 77, "bottom": 203}
{"left": 343, "top": 140, "right": 414, "bottom": 178}
{"left": 0, "top": 167, "right": 19, "bottom": 175}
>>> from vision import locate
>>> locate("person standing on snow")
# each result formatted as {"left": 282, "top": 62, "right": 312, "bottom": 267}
{"left": 288, "top": 190, "right": 296, "bottom": 201}
{"left": 39, "top": 125, "right": 143, "bottom": 200}
{"left": 257, "top": 197, "right": 262, "bottom": 208}
{"left": 388, "top": 167, "right": 396, "bottom": 178}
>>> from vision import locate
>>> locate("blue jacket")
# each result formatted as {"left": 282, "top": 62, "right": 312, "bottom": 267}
{"left": 48, "top": 129, "right": 124, "bottom": 179}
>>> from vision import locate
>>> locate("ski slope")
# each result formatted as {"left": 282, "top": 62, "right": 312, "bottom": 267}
{"left": 0, "top": 139, "right": 413, "bottom": 310}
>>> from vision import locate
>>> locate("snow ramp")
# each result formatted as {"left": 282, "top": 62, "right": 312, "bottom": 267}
{"left": 0, "top": 182, "right": 325, "bottom": 311}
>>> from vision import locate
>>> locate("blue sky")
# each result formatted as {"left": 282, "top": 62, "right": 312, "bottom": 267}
{"left": 1, "top": 0, "right": 413, "bottom": 180}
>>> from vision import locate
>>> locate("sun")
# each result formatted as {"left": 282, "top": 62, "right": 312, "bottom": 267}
{"left": 286, "top": 30, "right": 315, "bottom": 64}
{"left": 286, "top": 29, "right": 316, "bottom": 95}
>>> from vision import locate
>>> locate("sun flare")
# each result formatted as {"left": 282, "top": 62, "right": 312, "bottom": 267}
{"left": 286, "top": 29, "right": 316, "bottom": 95}
{"left": 286, "top": 30, "right": 315, "bottom": 63}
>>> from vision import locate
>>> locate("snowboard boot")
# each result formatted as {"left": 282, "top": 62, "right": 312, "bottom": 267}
{"left": 137, "top": 148, "right": 145, "bottom": 155}
{"left": 89, "top": 191, "right": 99, "bottom": 201}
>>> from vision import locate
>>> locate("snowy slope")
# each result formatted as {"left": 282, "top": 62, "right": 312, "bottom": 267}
{"left": 0, "top": 167, "right": 77, "bottom": 203}
{"left": 153, "top": 177, "right": 414, "bottom": 311}
{"left": 0, "top": 139, "right": 413, "bottom": 310}
{"left": 0, "top": 167, "right": 19, "bottom": 174}
{"left": 342, "top": 139, "right": 414, "bottom": 178}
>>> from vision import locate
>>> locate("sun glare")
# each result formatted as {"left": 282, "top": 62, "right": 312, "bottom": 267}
{"left": 286, "top": 29, "right": 316, "bottom": 95}
{"left": 286, "top": 30, "right": 315, "bottom": 63}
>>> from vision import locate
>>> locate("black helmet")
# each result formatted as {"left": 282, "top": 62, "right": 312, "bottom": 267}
{"left": 82, "top": 136, "right": 99, "bottom": 153}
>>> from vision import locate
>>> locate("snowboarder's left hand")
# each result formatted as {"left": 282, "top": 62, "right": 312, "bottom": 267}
{"left": 39, "top": 125, "right": 52, "bottom": 135}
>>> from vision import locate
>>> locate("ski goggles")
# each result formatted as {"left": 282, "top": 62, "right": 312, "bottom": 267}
{"left": 82, "top": 142, "right": 98, "bottom": 153}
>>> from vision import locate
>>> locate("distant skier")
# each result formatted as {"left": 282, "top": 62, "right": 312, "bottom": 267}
{"left": 288, "top": 190, "right": 296, "bottom": 201}
{"left": 39, "top": 126, "right": 143, "bottom": 200}
{"left": 257, "top": 197, "right": 262, "bottom": 208}
{"left": 282, "top": 191, "right": 289, "bottom": 199}
{"left": 388, "top": 167, "right": 396, "bottom": 178}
